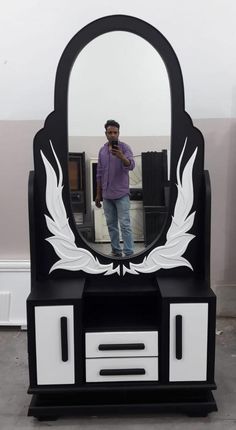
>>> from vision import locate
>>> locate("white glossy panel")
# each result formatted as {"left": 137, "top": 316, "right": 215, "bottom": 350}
{"left": 86, "top": 357, "right": 158, "bottom": 382}
{"left": 35, "top": 305, "right": 75, "bottom": 385}
{"left": 86, "top": 331, "right": 158, "bottom": 358}
{"left": 169, "top": 303, "right": 208, "bottom": 382}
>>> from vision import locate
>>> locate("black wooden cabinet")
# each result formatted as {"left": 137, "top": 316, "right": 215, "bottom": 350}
{"left": 27, "top": 277, "right": 217, "bottom": 418}
{"left": 27, "top": 279, "right": 85, "bottom": 389}
{"left": 157, "top": 277, "right": 216, "bottom": 386}
{"left": 26, "top": 15, "right": 217, "bottom": 419}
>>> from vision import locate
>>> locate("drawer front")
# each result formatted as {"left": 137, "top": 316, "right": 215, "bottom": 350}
{"left": 86, "top": 357, "right": 158, "bottom": 382}
{"left": 86, "top": 331, "right": 158, "bottom": 358}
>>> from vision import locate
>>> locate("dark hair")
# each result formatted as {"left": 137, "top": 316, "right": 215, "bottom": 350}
{"left": 104, "top": 119, "right": 120, "bottom": 130}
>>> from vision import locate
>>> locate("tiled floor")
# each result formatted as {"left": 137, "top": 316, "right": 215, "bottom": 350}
{"left": 0, "top": 318, "right": 235, "bottom": 429}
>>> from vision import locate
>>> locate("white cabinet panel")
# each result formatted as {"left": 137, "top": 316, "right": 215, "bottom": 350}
{"left": 169, "top": 303, "right": 208, "bottom": 382}
{"left": 35, "top": 306, "right": 75, "bottom": 385}
{"left": 86, "top": 357, "right": 158, "bottom": 382}
{"left": 86, "top": 331, "right": 158, "bottom": 358}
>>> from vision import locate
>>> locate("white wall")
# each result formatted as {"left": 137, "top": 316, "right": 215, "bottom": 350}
{"left": 1, "top": 0, "right": 236, "bottom": 318}
{"left": 1, "top": 1, "right": 235, "bottom": 120}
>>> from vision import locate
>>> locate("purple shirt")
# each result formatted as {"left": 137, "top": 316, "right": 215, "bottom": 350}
{"left": 96, "top": 141, "right": 135, "bottom": 199}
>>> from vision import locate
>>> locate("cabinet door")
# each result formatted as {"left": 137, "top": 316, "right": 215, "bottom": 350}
{"left": 169, "top": 303, "right": 208, "bottom": 382}
{"left": 34, "top": 305, "right": 75, "bottom": 385}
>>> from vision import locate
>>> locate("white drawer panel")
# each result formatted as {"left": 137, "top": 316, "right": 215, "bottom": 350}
{"left": 85, "top": 331, "right": 158, "bottom": 358}
{"left": 86, "top": 357, "right": 158, "bottom": 382}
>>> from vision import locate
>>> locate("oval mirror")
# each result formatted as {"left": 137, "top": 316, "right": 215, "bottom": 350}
{"left": 68, "top": 31, "right": 171, "bottom": 258}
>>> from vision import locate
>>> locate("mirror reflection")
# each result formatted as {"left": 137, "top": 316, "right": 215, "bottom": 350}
{"left": 68, "top": 31, "right": 171, "bottom": 257}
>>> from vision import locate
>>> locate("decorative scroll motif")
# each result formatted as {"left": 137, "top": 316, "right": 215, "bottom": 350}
{"left": 123, "top": 138, "right": 197, "bottom": 275}
{"left": 42, "top": 138, "right": 196, "bottom": 276}
{"left": 41, "top": 141, "right": 120, "bottom": 275}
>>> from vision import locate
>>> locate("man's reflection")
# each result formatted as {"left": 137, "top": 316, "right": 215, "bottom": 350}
{"left": 95, "top": 119, "right": 135, "bottom": 257}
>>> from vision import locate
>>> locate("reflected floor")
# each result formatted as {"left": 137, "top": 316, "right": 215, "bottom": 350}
{"left": 89, "top": 242, "right": 146, "bottom": 256}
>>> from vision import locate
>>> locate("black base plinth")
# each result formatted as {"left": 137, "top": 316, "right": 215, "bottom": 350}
{"left": 28, "top": 389, "right": 217, "bottom": 420}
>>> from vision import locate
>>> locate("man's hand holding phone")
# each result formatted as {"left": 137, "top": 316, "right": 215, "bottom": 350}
{"left": 111, "top": 140, "right": 118, "bottom": 149}
{"left": 111, "top": 140, "right": 121, "bottom": 157}
{"left": 110, "top": 140, "right": 131, "bottom": 167}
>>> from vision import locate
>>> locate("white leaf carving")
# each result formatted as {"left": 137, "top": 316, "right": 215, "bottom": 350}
{"left": 41, "top": 138, "right": 196, "bottom": 277}
{"left": 41, "top": 141, "right": 120, "bottom": 276}
{"left": 123, "top": 138, "right": 197, "bottom": 275}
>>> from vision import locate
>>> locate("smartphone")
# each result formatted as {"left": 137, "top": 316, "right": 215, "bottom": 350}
{"left": 111, "top": 140, "right": 118, "bottom": 149}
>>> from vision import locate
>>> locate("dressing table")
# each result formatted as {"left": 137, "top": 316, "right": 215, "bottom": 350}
{"left": 26, "top": 15, "right": 217, "bottom": 419}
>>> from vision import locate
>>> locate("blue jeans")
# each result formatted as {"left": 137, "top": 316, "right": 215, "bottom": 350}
{"left": 103, "top": 195, "right": 134, "bottom": 256}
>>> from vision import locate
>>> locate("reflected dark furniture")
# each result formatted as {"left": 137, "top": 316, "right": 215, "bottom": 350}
{"left": 142, "top": 150, "right": 170, "bottom": 245}
{"left": 68, "top": 152, "right": 86, "bottom": 220}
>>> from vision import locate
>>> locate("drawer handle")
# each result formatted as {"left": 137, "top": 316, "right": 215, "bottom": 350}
{"left": 175, "top": 315, "right": 182, "bottom": 360}
{"left": 99, "top": 368, "right": 146, "bottom": 376}
{"left": 60, "top": 317, "right": 68, "bottom": 362}
{"left": 98, "top": 343, "right": 145, "bottom": 351}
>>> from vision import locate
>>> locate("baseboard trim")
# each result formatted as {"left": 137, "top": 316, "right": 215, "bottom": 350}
{"left": 0, "top": 260, "right": 30, "bottom": 327}
{"left": 212, "top": 284, "right": 236, "bottom": 317}
{"left": 0, "top": 260, "right": 30, "bottom": 272}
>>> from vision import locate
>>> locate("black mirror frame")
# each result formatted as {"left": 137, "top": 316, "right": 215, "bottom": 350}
{"left": 32, "top": 15, "right": 205, "bottom": 279}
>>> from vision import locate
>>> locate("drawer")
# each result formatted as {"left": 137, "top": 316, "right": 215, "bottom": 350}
{"left": 85, "top": 331, "right": 158, "bottom": 358}
{"left": 86, "top": 357, "right": 158, "bottom": 382}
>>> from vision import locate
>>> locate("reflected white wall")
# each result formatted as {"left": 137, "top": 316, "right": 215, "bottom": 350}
{"left": 68, "top": 32, "right": 171, "bottom": 137}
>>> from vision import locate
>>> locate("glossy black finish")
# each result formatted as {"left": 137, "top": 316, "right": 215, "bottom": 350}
{"left": 30, "top": 14, "right": 206, "bottom": 279}
{"left": 157, "top": 278, "right": 216, "bottom": 385}
{"left": 27, "top": 15, "right": 217, "bottom": 419}
{"left": 28, "top": 390, "right": 217, "bottom": 418}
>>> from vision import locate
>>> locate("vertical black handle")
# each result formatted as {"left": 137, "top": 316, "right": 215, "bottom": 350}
{"left": 175, "top": 315, "right": 182, "bottom": 360}
{"left": 60, "top": 317, "right": 68, "bottom": 362}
